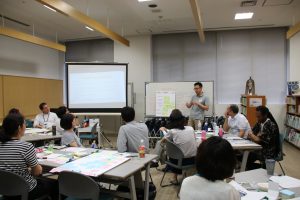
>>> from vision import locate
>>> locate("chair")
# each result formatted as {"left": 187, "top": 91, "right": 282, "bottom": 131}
{"left": 58, "top": 171, "right": 100, "bottom": 200}
{"left": 78, "top": 122, "right": 98, "bottom": 145}
{"left": 0, "top": 170, "right": 29, "bottom": 200}
{"left": 160, "top": 139, "right": 195, "bottom": 188}
{"left": 0, "top": 170, "right": 49, "bottom": 200}
{"left": 275, "top": 132, "right": 286, "bottom": 175}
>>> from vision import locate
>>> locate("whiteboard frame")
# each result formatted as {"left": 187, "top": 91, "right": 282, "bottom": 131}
{"left": 145, "top": 81, "right": 215, "bottom": 118}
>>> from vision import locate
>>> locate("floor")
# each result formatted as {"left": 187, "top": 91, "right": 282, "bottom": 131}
{"left": 102, "top": 135, "right": 300, "bottom": 200}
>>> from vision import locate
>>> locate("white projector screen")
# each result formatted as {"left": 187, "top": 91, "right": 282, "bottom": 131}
{"left": 67, "top": 63, "right": 127, "bottom": 112}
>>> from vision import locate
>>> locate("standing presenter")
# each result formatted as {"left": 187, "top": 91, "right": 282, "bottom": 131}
{"left": 186, "top": 82, "right": 209, "bottom": 130}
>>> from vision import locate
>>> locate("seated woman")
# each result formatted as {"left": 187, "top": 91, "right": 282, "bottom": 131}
{"left": 0, "top": 113, "right": 56, "bottom": 199}
{"left": 61, "top": 113, "right": 82, "bottom": 147}
{"left": 160, "top": 109, "right": 197, "bottom": 184}
{"left": 247, "top": 106, "right": 280, "bottom": 170}
{"left": 56, "top": 106, "right": 72, "bottom": 135}
{"left": 180, "top": 136, "right": 239, "bottom": 200}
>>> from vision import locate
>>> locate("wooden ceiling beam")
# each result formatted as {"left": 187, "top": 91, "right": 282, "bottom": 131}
{"left": 189, "top": 0, "right": 205, "bottom": 43}
{"left": 287, "top": 21, "right": 300, "bottom": 39}
{"left": 0, "top": 27, "right": 66, "bottom": 52}
{"left": 36, "top": 0, "right": 130, "bottom": 46}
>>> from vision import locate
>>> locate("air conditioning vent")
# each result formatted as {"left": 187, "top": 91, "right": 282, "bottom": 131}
{"left": 241, "top": 0, "right": 257, "bottom": 7}
{"left": 151, "top": 9, "right": 161, "bottom": 13}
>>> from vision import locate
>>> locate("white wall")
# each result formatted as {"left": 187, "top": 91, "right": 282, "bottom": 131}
{"left": 289, "top": 32, "right": 300, "bottom": 81}
{"left": 0, "top": 35, "right": 62, "bottom": 80}
{"left": 114, "top": 35, "right": 152, "bottom": 121}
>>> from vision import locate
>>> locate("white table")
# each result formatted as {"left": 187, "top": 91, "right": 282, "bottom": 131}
{"left": 235, "top": 168, "right": 300, "bottom": 197}
{"left": 196, "top": 133, "right": 262, "bottom": 172}
{"left": 73, "top": 113, "right": 121, "bottom": 116}
{"left": 22, "top": 133, "right": 61, "bottom": 142}
{"left": 39, "top": 150, "right": 157, "bottom": 200}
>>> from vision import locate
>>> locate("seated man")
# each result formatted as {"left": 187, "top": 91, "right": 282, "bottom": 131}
{"left": 223, "top": 104, "right": 251, "bottom": 138}
{"left": 33, "top": 102, "right": 59, "bottom": 129}
{"left": 117, "top": 107, "right": 149, "bottom": 153}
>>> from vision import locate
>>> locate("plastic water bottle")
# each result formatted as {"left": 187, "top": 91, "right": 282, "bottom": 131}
{"left": 218, "top": 125, "right": 223, "bottom": 137}
{"left": 212, "top": 122, "right": 217, "bottom": 131}
{"left": 197, "top": 121, "right": 202, "bottom": 131}
{"left": 203, "top": 121, "right": 208, "bottom": 131}
{"left": 139, "top": 139, "right": 145, "bottom": 158}
{"left": 215, "top": 125, "right": 219, "bottom": 135}
{"left": 91, "top": 140, "right": 97, "bottom": 149}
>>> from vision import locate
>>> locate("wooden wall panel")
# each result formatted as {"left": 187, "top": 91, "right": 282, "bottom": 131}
{"left": 2, "top": 75, "right": 63, "bottom": 119}
{"left": 0, "top": 75, "right": 4, "bottom": 121}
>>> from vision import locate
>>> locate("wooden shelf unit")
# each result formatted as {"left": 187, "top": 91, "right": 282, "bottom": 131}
{"left": 240, "top": 95, "right": 266, "bottom": 127}
{"left": 285, "top": 95, "right": 300, "bottom": 149}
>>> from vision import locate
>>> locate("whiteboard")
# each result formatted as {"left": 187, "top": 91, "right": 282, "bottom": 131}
{"left": 145, "top": 81, "right": 214, "bottom": 117}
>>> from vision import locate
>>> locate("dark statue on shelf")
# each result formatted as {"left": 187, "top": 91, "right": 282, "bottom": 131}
{"left": 245, "top": 76, "right": 255, "bottom": 95}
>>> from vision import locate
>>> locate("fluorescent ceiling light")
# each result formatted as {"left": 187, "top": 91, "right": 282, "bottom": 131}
{"left": 43, "top": 5, "right": 57, "bottom": 12}
{"left": 85, "top": 26, "right": 94, "bottom": 31}
{"left": 235, "top": 12, "right": 254, "bottom": 20}
{"left": 138, "top": 0, "right": 152, "bottom": 2}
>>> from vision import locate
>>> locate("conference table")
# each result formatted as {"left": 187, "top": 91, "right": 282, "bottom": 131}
{"left": 22, "top": 128, "right": 62, "bottom": 143}
{"left": 196, "top": 132, "right": 262, "bottom": 172}
{"left": 38, "top": 147, "right": 157, "bottom": 200}
{"left": 235, "top": 168, "right": 300, "bottom": 198}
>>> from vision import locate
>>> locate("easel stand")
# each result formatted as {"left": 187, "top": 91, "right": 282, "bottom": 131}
{"left": 97, "top": 122, "right": 114, "bottom": 148}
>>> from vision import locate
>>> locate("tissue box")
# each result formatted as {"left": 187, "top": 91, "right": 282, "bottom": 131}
{"left": 280, "top": 189, "right": 295, "bottom": 199}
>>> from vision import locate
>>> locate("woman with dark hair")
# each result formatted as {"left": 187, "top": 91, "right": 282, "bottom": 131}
{"left": 180, "top": 136, "right": 239, "bottom": 200}
{"left": 60, "top": 113, "right": 82, "bottom": 147}
{"left": 8, "top": 108, "right": 20, "bottom": 114}
{"left": 55, "top": 106, "right": 70, "bottom": 134}
{"left": 0, "top": 113, "right": 57, "bottom": 199}
{"left": 247, "top": 106, "right": 280, "bottom": 169}
{"left": 159, "top": 109, "right": 197, "bottom": 184}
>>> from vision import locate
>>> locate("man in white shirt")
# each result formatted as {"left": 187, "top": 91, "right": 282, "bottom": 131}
{"left": 33, "top": 102, "right": 59, "bottom": 129}
{"left": 223, "top": 104, "right": 251, "bottom": 138}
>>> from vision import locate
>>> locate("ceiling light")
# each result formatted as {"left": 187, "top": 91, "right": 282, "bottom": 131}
{"left": 85, "top": 26, "right": 94, "bottom": 31}
{"left": 138, "top": 0, "right": 152, "bottom": 2}
{"left": 235, "top": 12, "right": 254, "bottom": 20}
{"left": 43, "top": 5, "right": 57, "bottom": 12}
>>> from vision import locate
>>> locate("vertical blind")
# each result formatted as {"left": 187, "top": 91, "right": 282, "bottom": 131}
{"left": 152, "top": 28, "right": 287, "bottom": 104}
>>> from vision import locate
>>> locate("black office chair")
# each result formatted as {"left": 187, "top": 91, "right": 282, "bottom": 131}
{"left": 0, "top": 170, "right": 49, "bottom": 200}
{"left": 160, "top": 140, "right": 195, "bottom": 188}
{"left": 275, "top": 132, "right": 286, "bottom": 175}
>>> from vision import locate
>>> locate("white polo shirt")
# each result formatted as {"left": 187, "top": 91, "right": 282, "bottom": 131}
{"left": 33, "top": 112, "right": 59, "bottom": 129}
{"left": 228, "top": 113, "right": 251, "bottom": 137}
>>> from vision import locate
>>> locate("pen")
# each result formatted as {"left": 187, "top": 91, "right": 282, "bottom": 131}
{"left": 239, "top": 190, "right": 247, "bottom": 197}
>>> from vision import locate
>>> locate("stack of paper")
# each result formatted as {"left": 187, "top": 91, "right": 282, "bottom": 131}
{"left": 270, "top": 176, "right": 300, "bottom": 189}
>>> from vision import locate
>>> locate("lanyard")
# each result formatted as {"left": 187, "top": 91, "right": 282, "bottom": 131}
{"left": 43, "top": 113, "right": 50, "bottom": 123}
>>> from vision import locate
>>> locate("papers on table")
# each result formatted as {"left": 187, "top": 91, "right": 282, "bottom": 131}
{"left": 37, "top": 153, "right": 70, "bottom": 165}
{"left": 270, "top": 176, "right": 300, "bottom": 189}
{"left": 60, "top": 147, "right": 87, "bottom": 153}
{"left": 229, "top": 181, "right": 277, "bottom": 200}
{"left": 25, "top": 128, "right": 50, "bottom": 134}
{"left": 226, "top": 136, "right": 244, "bottom": 140}
{"left": 50, "top": 150, "right": 130, "bottom": 177}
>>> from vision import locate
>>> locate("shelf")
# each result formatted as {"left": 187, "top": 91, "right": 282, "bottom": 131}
{"left": 287, "top": 104, "right": 296, "bottom": 106}
{"left": 284, "top": 139, "right": 300, "bottom": 150}
{"left": 285, "top": 124, "right": 300, "bottom": 132}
